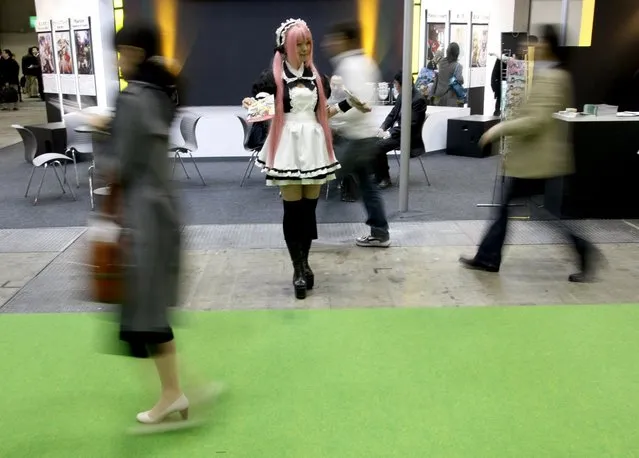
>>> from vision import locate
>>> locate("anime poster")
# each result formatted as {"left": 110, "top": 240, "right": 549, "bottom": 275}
{"left": 74, "top": 30, "right": 94, "bottom": 75}
{"left": 55, "top": 32, "right": 74, "bottom": 75}
{"left": 52, "top": 19, "right": 77, "bottom": 95}
{"left": 37, "top": 34, "right": 55, "bottom": 75}
{"left": 427, "top": 23, "right": 446, "bottom": 62}
{"left": 471, "top": 25, "right": 488, "bottom": 68}
{"left": 35, "top": 19, "right": 59, "bottom": 94}
{"left": 71, "top": 18, "right": 97, "bottom": 96}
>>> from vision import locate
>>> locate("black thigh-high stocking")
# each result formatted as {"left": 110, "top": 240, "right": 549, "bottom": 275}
{"left": 301, "top": 197, "right": 319, "bottom": 289}
{"left": 282, "top": 199, "right": 307, "bottom": 299}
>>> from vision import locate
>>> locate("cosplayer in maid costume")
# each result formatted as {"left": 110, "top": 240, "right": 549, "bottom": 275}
{"left": 248, "top": 19, "right": 367, "bottom": 300}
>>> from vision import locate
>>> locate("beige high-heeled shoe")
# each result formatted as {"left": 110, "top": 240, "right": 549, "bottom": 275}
{"left": 136, "top": 394, "right": 189, "bottom": 424}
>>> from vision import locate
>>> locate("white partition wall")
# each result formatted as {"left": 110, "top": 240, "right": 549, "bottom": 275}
{"left": 170, "top": 106, "right": 470, "bottom": 158}
{"left": 34, "top": 0, "right": 118, "bottom": 108}
{"left": 420, "top": 0, "right": 518, "bottom": 115}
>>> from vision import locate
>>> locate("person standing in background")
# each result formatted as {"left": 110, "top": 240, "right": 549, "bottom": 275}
{"left": 324, "top": 21, "right": 391, "bottom": 247}
{"left": 490, "top": 56, "right": 502, "bottom": 116}
{"left": 22, "top": 47, "right": 41, "bottom": 98}
{"left": 0, "top": 50, "right": 21, "bottom": 110}
{"left": 459, "top": 25, "right": 598, "bottom": 283}
{"left": 432, "top": 43, "right": 464, "bottom": 107}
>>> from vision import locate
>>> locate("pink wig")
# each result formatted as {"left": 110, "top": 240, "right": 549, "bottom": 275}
{"left": 267, "top": 22, "right": 334, "bottom": 168}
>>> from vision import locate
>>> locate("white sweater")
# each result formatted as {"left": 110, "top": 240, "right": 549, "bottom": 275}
{"left": 331, "top": 49, "right": 381, "bottom": 140}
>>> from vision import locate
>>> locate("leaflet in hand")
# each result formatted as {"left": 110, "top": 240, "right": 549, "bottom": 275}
{"left": 246, "top": 92, "right": 275, "bottom": 123}
{"left": 343, "top": 88, "right": 368, "bottom": 112}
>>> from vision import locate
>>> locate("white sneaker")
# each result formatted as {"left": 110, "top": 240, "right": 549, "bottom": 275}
{"left": 356, "top": 234, "right": 391, "bottom": 248}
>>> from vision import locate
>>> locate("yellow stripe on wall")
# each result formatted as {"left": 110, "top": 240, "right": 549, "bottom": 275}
{"left": 358, "top": 0, "right": 380, "bottom": 58}
{"left": 579, "top": 0, "right": 596, "bottom": 46}
{"left": 154, "top": 0, "right": 177, "bottom": 60}
{"left": 412, "top": 1, "right": 421, "bottom": 75}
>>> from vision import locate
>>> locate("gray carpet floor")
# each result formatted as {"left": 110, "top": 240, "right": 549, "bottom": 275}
{"left": 0, "top": 141, "right": 504, "bottom": 229}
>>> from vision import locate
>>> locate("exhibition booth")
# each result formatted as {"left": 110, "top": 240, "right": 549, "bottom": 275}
{"left": 32, "top": 0, "right": 119, "bottom": 119}
{"left": 32, "top": 0, "right": 506, "bottom": 158}
{"left": 25, "top": 0, "right": 639, "bottom": 220}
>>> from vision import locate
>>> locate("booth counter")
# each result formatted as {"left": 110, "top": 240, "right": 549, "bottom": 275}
{"left": 544, "top": 114, "right": 639, "bottom": 219}
{"left": 171, "top": 105, "right": 470, "bottom": 159}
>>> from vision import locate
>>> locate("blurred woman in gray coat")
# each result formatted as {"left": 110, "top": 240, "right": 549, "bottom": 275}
{"left": 432, "top": 42, "right": 464, "bottom": 107}
{"left": 110, "top": 23, "right": 188, "bottom": 427}
{"left": 460, "top": 25, "right": 597, "bottom": 282}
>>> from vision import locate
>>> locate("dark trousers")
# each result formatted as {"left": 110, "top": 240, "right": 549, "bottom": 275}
{"left": 335, "top": 137, "right": 389, "bottom": 238}
{"left": 494, "top": 95, "right": 501, "bottom": 116}
{"left": 476, "top": 177, "right": 590, "bottom": 268}
{"left": 373, "top": 137, "right": 400, "bottom": 182}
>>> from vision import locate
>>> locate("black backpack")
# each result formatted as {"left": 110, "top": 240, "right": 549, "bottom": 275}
{"left": 0, "top": 85, "right": 19, "bottom": 104}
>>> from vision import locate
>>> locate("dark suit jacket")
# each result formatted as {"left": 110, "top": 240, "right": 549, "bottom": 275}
{"left": 491, "top": 58, "right": 502, "bottom": 98}
{"left": 381, "top": 87, "right": 427, "bottom": 151}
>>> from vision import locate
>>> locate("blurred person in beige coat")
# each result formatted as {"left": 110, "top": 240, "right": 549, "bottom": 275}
{"left": 460, "top": 24, "right": 598, "bottom": 283}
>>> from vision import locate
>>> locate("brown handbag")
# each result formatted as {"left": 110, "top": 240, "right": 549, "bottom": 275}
{"left": 89, "top": 184, "right": 124, "bottom": 304}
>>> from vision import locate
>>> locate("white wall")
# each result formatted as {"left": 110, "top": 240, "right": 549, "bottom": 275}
{"left": 421, "top": 0, "right": 517, "bottom": 115}
{"left": 529, "top": 0, "right": 583, "bottom": 45}
{"left": 0, "top": 33, "right": 38, "bottom": 67}
{"left": 34, "top": 0, "right": 118, "bottom": 107}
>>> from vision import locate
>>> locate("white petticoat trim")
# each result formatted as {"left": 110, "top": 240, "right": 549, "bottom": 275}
{"left": 256, "top": 158, "right": 340, "bottom": 186}
{"left": 265, "top": 173, "right": 338, "bottom": 187}
{"left": 256, "top": 112, "right": 339, "bottom": 186}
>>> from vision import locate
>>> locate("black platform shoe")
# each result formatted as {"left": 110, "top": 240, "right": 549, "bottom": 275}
{"left": 301, "top": 241, "right": 314, "bottom": 290}
{"left": 287, "top": 240, "right": 307, "bottom": 299}
{"left": 292, "top": 260, "right": 308, "bottom": 299}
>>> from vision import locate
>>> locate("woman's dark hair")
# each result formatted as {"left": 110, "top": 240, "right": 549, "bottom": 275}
{"left": 541, "top": 24, "right": 565, "bottom": 64}
{"left": 447, "top": 43, "right": 460, "bottom": 62}
{"left": 114, "top": 22, "right": 160, "bottom": 59}
{"left": 3, "top": 49, "right": 14, "bottom": 58}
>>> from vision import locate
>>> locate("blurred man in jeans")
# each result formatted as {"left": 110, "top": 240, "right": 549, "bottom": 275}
{"left": 323, "top": 22, "right": 390, "bottom": 247}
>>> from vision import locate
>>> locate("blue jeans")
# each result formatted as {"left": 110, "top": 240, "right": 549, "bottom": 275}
{"left": 335, "top": 137, "right": 389, "bottom": 238}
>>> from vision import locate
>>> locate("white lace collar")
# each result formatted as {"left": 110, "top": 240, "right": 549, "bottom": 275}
{"left": 285, "top": 61, "right": 304, "bottom": 77}
{"left": 283, "top": 60, "right": 315, "bottom": 83}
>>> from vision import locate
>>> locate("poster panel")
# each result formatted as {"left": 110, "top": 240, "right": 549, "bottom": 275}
{"left": 53, "top": 19, "right": 77, "bottom": 95}
{"left": 71, "top": 18, "right": 97, "bottom": 96}
{"left": 35, "top": 20, "right": 58, "bottom": 93}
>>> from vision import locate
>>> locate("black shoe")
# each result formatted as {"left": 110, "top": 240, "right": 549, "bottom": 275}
{"left": 302, "top": 260, "right": 314, "bottom": 290}
{"left": 286, "top": 240, "right": 308, "bottom": 299}
{"left": 459, "top": 256, "right": 500, "bottom": 273}
{"left": 568, "top": 272, "right": 594, "bottom": 283}
{"left": 293, "top": 261, "right": 307, "bottom": 299}
{"left": 569, "top": 238, "right": 602, "bottom": 283}
{"left": 378, "top": 179, "right": 392, "bottom": 189}
{"left": 301, "top": 241, "right": 314, "bottom": 290}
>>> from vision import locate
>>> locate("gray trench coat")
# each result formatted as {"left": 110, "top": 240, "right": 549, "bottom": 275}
{"left": 110, "top": 81, "right": 181, "bottom": 336}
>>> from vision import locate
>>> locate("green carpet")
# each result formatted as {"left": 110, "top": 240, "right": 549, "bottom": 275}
{"left": 2, "top": 306, "right": 639, "bottom": 458}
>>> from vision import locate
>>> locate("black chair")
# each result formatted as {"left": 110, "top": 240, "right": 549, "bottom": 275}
{"left": 391, "top": 116, "right": 431, "bottom": 186}
{"left": 237, "top": 116, "right": 262, "bottom": 187}
{"left": 170, "top": 114, "right": 206, "bottom": 186}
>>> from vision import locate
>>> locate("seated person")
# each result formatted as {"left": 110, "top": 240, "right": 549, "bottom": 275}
{"left": 374, "top": 71, "right": 427, "bottom": 188}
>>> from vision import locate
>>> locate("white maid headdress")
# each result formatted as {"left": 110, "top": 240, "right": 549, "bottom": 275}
{"left": 275, "top": 18, "right": 308, "bottom": 48}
